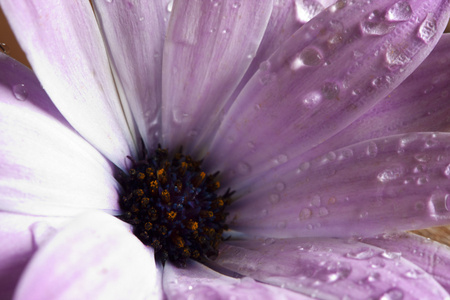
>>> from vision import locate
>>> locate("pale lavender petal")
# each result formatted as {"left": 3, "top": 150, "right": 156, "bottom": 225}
{"left": 298, "top": 33, "right": 450, "bottom": 163}
{"left": 364, "top": 232, "right": 450, "bottom": 294}
{"left": 14, "top": 212, "right": 163, "bottom": 300}
{"left": 161, "top": 0, "right": 273, "bottom": 154}
{"left": 93, "top": 0, "right": 171, "bottom": 151}
{"left": 295, "top": 0, "right": 337, "bottom": 24}
{"left": 0, "top": 60, "right": 120, "bottom": 216}
{"left": 227, "top": 133, "right": 450, "bottom": 238}
{"left": 0, "top": 212, "right": 66, "bottom": 300}
{"left": 1, "top": 0, "right": 136, "bottom": 170}
{"left": 205, "top": 0, "right": 450, "bottom": 185}
{"left": 216, "top": 238, "right": 449, "bottom": 299}
{"left": 163, "top": 260, "right": 311, "bottom": 300}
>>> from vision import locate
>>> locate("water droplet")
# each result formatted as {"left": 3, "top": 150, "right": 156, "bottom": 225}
{"left": 385, "top": 47, "right": 410, "bottom": 69}
{"left": 232, "top": 2, "right": 241, "bottom": 8}
{"left": 166, "top": 1, "right": 173, "bottom": 12}
{"left": 275, "top": 154, "right": 288, "bottom": 164}
{"left": 321, "top": 82, "right": 340, "bottom": 99}
{"left": 105, "top": 0, "right": 113, "bottom": 2}
{"left": 297, "top": 243, "right": 313, "bottom": 251}
{"left": 404, "top": 269, "right": 425, "bottom": 279}
{"left": 413, "top": 164, "right": 427, "bottom": 174}
{"left": 259, "top": 61, "right": 271, "bottom": 71}
{"left": 294, "top": 0, "right": 324, "bottom": 23}
{"left": 298, "top": 162, "right": 310, "bottom": 173}
{"left": 222, "top": 29, "right": 230, "bottom": 34}
{"left": 379, "top": 288, "right": 404, "bottom": 300}
{"left": 275, "top": 182, "right": 286, "bottom": 192}
{"left": 311, "top": 261, "right": 352, "bottom": 284}
{"left": 443, "top": 164, "right": 450, "bottom": 178}
{"left": 237, "top": 162, "right": 251, "bottom": 175}
{"left": 269, "top": 194, "right": 280, "bottom": 204}
{"left": 0, "top": 42, "right": 10, "bottom": 54}
{"left": 414, "top": 153, "right": 431, "bottom": 163}
{"left": 299, "top": 208, "right": 312, "bottom": 220}
{"left": 139, "top": 16, "right": 145, "bottom": 21}
{"left": 366, "top": 142, "right": 378, "bottom": 157}
{"left": 377, "top": 167, "right": 404, "bottom": 182}
{"left": 346, "top": 248, "right": 375, "bottom": 260}
{"left": 381, "top": 251, "right": 402, "bottom": 260}
{"left": 428, "top": 193, "right": 450, "bottom": 215}
{"left": 312, "top": 195, "right": 321, "bottom": 207}
{"left": 319, "top": 207, "right": 329, "bottom": 216}
{"left": 263, "top": 237, "right": 276, "bottom": 245}
{"left": 13, "top": 84, "right": 29, "bottom": 101}
{"left": 365, "top": 272, "right": 381, "bottom": 282}
{"left": 418, "top": 13, "right": 437, "bottom": 44}
{"left": 386, "top": 1, "right": 412, "bottom": 21}
{"left": 302, "top": 91, "right": 322, "bottom": 108}
{"left": 361, "top": 20, "right": 394, "bottom": 35}
{"left": 291, "top": 47, "right": 323, "bottom": 70}
{"left": 416, "top": 176, "right": 428, "bottom": 185}
{"left": 369, "top": 257, "right": 386, "bottom": 268}
{"left": 338, "top": 149, "right": 354, "bottom": 160}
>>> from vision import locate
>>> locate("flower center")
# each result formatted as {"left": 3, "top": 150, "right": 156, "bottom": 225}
{"left": 118, "top": 146, "right": 231, "bottom": 267}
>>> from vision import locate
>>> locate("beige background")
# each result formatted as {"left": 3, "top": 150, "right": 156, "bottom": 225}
{"left": 1, "top": 7, "right": 450, "bottom": 245}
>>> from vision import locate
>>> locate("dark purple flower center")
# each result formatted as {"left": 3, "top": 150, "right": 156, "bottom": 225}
{"left": 118, "top": 146, "right": 231, "bottom": 267}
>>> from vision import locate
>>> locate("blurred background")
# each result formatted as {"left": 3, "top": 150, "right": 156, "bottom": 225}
{"left": 1, "top": 6, "right": 450, "bottom": 245}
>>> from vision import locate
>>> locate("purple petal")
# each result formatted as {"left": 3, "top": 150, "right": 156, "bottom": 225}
{"left": 14, "top": 212, "right": 163, "bottom": 300}
{"left": 216, "top": 238, "right": 449, "bottom": 299}
{"left": 93, "top": 0, "right": 171, "bottom": 151}
{"left": 1, "top": 0, "right": 136, "bottom": 169}
{"left": 205, "top": 0, "right": 450, "bottom": 185}
{"left": 364, "top": 232, "right": 450, "bottom": 294}
{"left": 161, "top": 0, "right": 273, "bottom": 154}
{"left": 0, "top": 212, "right": 66, "bottom": 300}
{"left": 298, "top": 33, "right": 450, "bottom": 164}
{"left": 0, "top": 58, "right": 120, "bottom": 216}
{"left": 227, "top": 133, "right": 450, "bottom": 238}
{"left": 163, "top": 260, "right": 311, "bottom": 299}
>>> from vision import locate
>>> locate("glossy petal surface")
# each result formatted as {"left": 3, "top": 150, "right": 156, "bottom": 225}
{"left": 93, "top": 0, "right": 171, "bottom": 151}
{"left": 163, "top": 260, "right": 311, "bottom": 299}
{"left": 1, "top": 0, "right": 136, "bottom": 169}
{"left": 228, "top": 133, "right": 450, "bottom": 238}
{"left": 206, "top": 0, "right": 450, "bottom": 185}
{"left": 161, "top": 0, "right": 273, "bottom": 154}
{"left": 216, "top": 238, "right": 449, "bottom": 299}
{"left": 0, "top": 54, "right": 120, "bottom": 216}
{"left": 14, "top": 212, "right": 162, "bottom": 300}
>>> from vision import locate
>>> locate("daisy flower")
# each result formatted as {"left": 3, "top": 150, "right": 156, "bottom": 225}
{"left": 1, "top": 0, "right": 450, "bottom": 299}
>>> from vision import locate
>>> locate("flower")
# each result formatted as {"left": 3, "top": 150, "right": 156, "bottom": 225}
{"left": 1, "top": 0, "right": 450, "bottom": 299}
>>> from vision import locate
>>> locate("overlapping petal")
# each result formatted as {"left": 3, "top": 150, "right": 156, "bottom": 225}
{"left": 0, "top": 212, "right": 66, "bottom": 300}
{"left": 93, "top": 0, "right": 171, "bottom": 152}
{"left": 13, "top": 212, "right": 162, "bottom": 300}
{"left": 0, "top": 0, "right": 136, "bottom": 170}
{"left": 0, "top": 54, "right": 120, "bottom": 216}
{"left": 228, "top": 133, "right": 450, "bottom": 238}
{"left": 163, "top": 260, "right": 310, "bottom": 299}
{"left": 206, "top": 0, "right": 450, "bottom": 185}
{"left": 364, "top": 232, "right": 450, "bottom": 293}
{"left": 216, "top": 238, "right": 449, "bottom": 299}
{"left": 161, "top": 0, "right": 273, "bottom": 154}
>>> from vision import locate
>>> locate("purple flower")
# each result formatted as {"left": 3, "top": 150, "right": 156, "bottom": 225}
{"left": 1, "top": 0, "right": 450, "bottom": 299}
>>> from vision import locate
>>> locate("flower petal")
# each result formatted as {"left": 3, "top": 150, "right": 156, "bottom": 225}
{"left": 0, "top": 57, "right": 120, "bottom": 216}
{"left": 161, "top": 0, "right": 273, "bottom": 153}
{"left": 0, "top": 212, "right": 66, "bottom": 300}
{"left": 228, "top": 133, "right": 450, "bottom": 238}
{"left": 364, "top": 232, "right": 450, "bottom": 294}
{"left": 206, "top": 0, "right": 450, "bottom": 184}
{"left": 1, "top": 0, "right": 136, "bottom": 169}
{"left": 216, "top": 238, "right": 450, "bottom": 299}
{"left": 93, "top": 0, "right": 171, "bottom": 151}
{"left": 298, "top": 33, "right": 450, "bottom": 164}
{"left": 14, "top": 212, "right": 163, "bottom": 300}
{"left": 163, "top": 260, "right": 311, "bottom": 299}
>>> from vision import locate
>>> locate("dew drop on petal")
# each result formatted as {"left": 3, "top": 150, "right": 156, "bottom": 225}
{"left": 386, "top": 1, "right": 412, "bottom": 21}
{"left": 379, "top": 288, "right": 404, "bottom": 300}
{"left": 381, "top": 251, "right": 402, "bottom": 260}
{"left": 414, "top": 153, "right": 431, "bottom": 163}
{"left": 366, "top": 142, "right": 378, "bottom": 157}
{"left": 269, "top": 193, "right": 280, "bottom": 204}
{"left": 404, "top": 269, "right": 425, "bottom": 279}
{"left": 291, "top": 47, "right": 323, "bottom": 70}
{"left": 13, "top": 84, "right": 29, "bottom": 101}
{"left": 294, "top": 0, "right": 324, "bottom": 23}
{"left": 299, "top": 208, "right": 312, "bottom": 220}
{"left": 104, "top": 0, "right": 113, "bottom": 3}
{"left": 237, "top": 162, "right": 251, "bottom": 175}
{"left": 167, "top": 1, "right": 173, "bottom": 12}
{"left": 321, "top": 82, "right": 340, "bottom": 99}
{"left": 385, "top": 47, "right": 411, "bottom": 69}
{"left": 428, "top": 193, "right": 450, "bottom": 215}
{"left": 276, "top": 182, "right": 286, "bottom": 192}
{"left": 377, "top": 167, "right": 404, "bottom": 183}
{"left": 345, "top": 248, "right": 375, "bottom": 260}
{"left": 418, "top": 13, "right": 437, "bottom": 44}
{"left": 274, "top": 154, "right": 288, "bottom": 164}
{"left": 302, "top": 91, "right": 322, "bottom": 108}
{"left": 232, "top": 2, "right": 241, "bottom": 9}
{"left": 361, "top": 21, "right": 394, "bottom": 36}
{"left": 319, "top": 207, "right": 329, "bottom": 216}
{"left": 443, "top": 164, "right": 450, "bottom": 178}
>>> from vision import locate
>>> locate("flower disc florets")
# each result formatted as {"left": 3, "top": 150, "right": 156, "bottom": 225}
{"left": 119, "top": 146, "right": 231, "bottom": 267}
